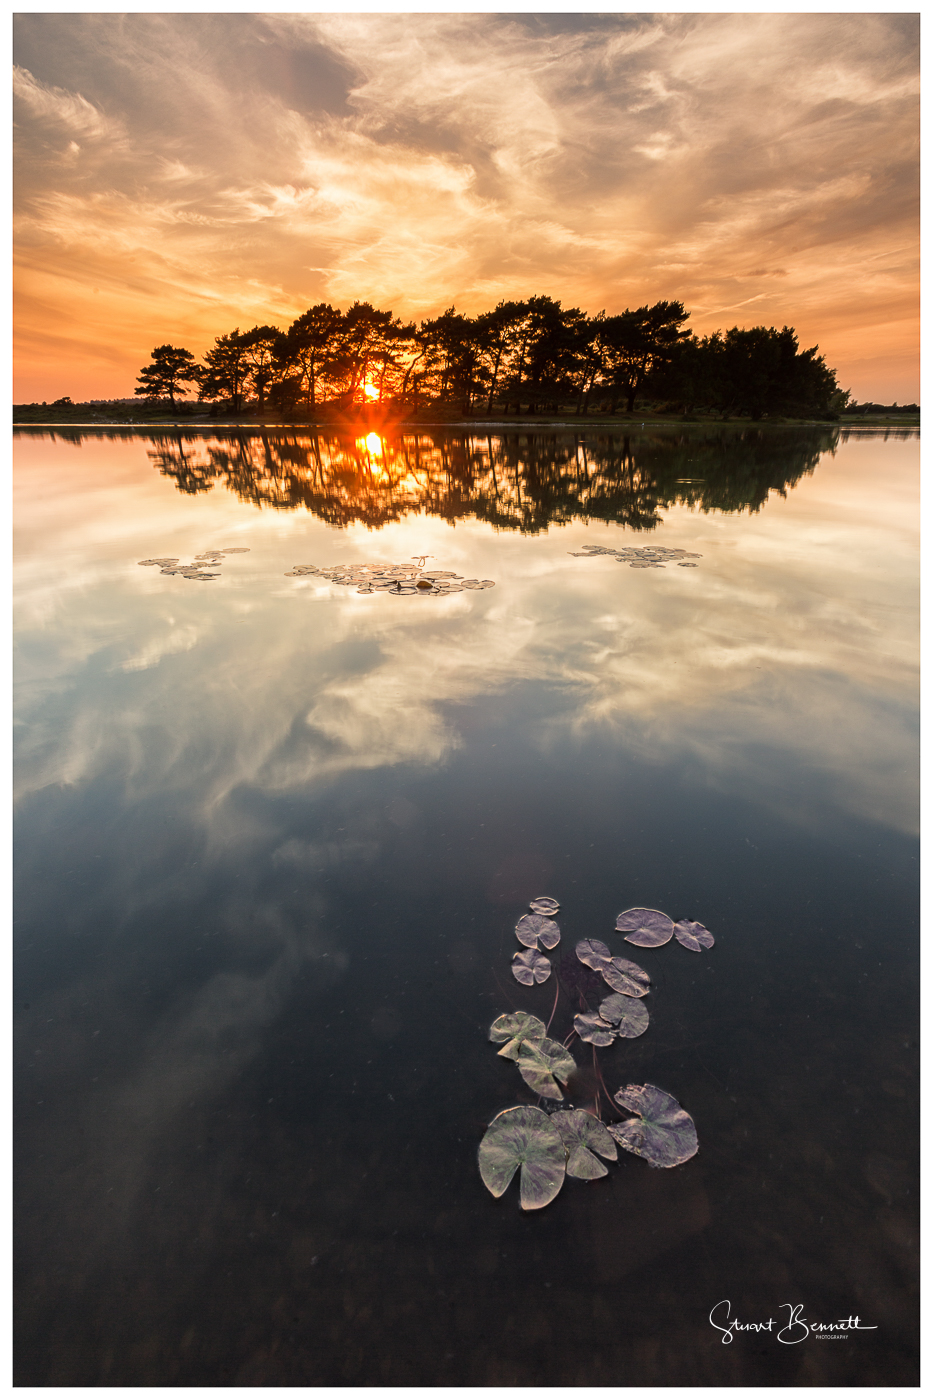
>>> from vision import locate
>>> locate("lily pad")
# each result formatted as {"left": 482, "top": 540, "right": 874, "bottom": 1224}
{"left": 138, "top": 557, "right": 179, "bottom": 566}
{"left": 512, "top": 948, "right": 551, "bottom": 985}
{"left": 516, "top": 1036, "right": 576, "bottom": 1099}
{"left": 529, "top": 896, "right": 560, "bottom": 917}
{"left": 515, "top": 913, "right": 560, "bottom": 950}
{"left": 220, "top": 547, "right": 250, "bottom": 553}
{"left": 607, "top": 1084, "right": 698, "bottom": 1168}
{"left": 601, "top": 956, "right": 651, "bottom": 998}
{"left": 574, "top": 1012, "right": 616, "bottom": 1046}
{"left": 575, "top": 938, "right": 612, "bottom": 970}
{"left": 478, "top": 1106, "right": 565, "bottom": 1209}
{"left": 553, "top": 1108, "right": 618, "bottom": 1179}
{"left": 488, "top": 1012, "right": 546, "bottom": 1062}
{"left": 615, "top": 908, "right": 675, "bottom": 947}
{"left": 598, "top": 993, "right": 649, "bottom": 1039}
{"left": 674, "top": 919, "right": 715, "bottom": 952}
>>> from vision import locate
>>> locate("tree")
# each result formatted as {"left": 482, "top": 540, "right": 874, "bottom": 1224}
{"left": 329, "top": 302, "right": 414, "bottom": 404}
{"left": 521, "top": 296, "right": 588, "bottom": 412}
{"left": 709, "top": 326, "right": 842, "bottom": 420}
{"left": 135, "top": 344, "right": 199, "bottom": 408}
{"left": 277, "top": 303, "right": 344, "bottom": 409}
{"left": 198, "top": 330, "right": 250, "bottom": 413}
{"left": 416, "top": 307, "right": 484, "bottom": 414}
{"left": 600, "top": 301, "right": 691, "bottom": 413}
{"left": 238, "top": 325, "right": 285, "bottom": 412}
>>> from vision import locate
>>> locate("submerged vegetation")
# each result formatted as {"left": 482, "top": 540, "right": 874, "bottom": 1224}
{"left": 480, "top": 896, "right": 712, "bottom": 1210}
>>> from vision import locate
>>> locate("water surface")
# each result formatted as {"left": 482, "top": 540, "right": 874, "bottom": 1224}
{"left": 14, "top": 425, "right": 919, "bottom": 1385}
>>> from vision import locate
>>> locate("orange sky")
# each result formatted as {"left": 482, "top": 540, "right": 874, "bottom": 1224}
{"left": 13, "top": 12, "right": 919, "bottom": 404}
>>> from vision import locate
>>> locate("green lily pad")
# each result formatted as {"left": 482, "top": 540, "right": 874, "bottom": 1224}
{"left": 517, "top": 1036, "right": 576, "bottom": 1099}
{"left": 598, "top": 993, "right": 649, "bottom": 1038}
{"left": 615, "top": 907, "right": 675, "bottom": 947}
{"left": 478, "top": 1106, "right": 566, "bottom": 1209}
{"left": 488, "top": 1012, "right": 546, "bottom": 1062}
{"left": 512, "top": 948, "right": 551, "bottom": 985}
{"left": 607, "top": 1084, "right": 698, "bottom": 1168}
{"left": 601, "top": 956, "right": 651, "bottom": 998}
{"left": 574, "top": 1012, "right": 616, "bottom": 1046}
{"left": 674, "top": 919, "right": 715, "bottom": 952}
{"left": 515, "top": 913, "right": 561, "bottom": 950}
{"left": 553, "top": 1108, "right": 618, "bottom": 1179}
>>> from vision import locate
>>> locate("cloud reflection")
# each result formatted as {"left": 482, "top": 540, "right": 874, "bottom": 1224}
{"left": 13, "top": 428, "right": 917, "bottom": 1310}
{"left": 13, "top": 429, "right": 918, "bottom": 836}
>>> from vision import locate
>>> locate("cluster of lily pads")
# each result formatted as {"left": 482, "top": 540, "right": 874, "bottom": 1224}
{"left": 284, "top": 557, "right": 495, "bottom": 596}
{"left": 569, "top": 542, "right": 702, "bottom": 568}
{"left": 479, "top": 897, "right": 714, "bottom": 1210}
{"left": 137, "top": 547, "right": 249, "bottom": 580}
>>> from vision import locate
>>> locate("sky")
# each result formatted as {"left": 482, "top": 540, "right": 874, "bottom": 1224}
{"left": 13, "top": 11, "right": 919, "bottom": 404}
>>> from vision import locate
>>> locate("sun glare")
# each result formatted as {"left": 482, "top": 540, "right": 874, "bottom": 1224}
{"left": 363, "top": 381, "right": 380, "bottom": 400}
{"left": 364, "top": 432, "right": 383, "bottom": 456}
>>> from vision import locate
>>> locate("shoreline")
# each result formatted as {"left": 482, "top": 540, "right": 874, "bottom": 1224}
{"left": 12, "top": 414, "right": 920, "bottom": 431}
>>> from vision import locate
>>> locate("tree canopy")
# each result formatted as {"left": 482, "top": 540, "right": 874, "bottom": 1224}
{"left": 134, "top": 298, "right": 848, "bottom": 420}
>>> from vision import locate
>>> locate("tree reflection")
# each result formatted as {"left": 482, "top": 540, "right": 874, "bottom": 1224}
{"left": 18, "top": 426, "right": 847, "bottom": 533}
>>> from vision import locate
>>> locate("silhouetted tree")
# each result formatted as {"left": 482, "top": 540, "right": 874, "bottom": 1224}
{"left": 521, "top": 296, "right": 589, "bottom": 412}
{"left": 474, "top": 301, "right": 528, "bottom": 415}
{"left": 277, "top": 303, "right": 344, "bottom": 408}
{"left": 707, "top": 326, "right": 842, "bottom": 419}
{"left": 135, "top": 345, "right": 199, "bottom": 407}
{"left": 417, "top": 307, "right": 484, "bottom": 413}
{"left": 239, "top": 325, "right": 284, "bottom": 412}
{"left": 600, "top": 301, "right": 691, "bottom": 413}
{"left": 198, "top": 330, "right": 250, "bottom": 413}
{"left": 133, "top": 296, "right": 847, "bottom": 422}
{"left": 331, "top": 302, "right": 413, "bottom": 404}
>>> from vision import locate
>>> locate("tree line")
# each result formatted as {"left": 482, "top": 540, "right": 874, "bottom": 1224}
{"left": 135, "top": 296, "right": 849, "bottom": 421}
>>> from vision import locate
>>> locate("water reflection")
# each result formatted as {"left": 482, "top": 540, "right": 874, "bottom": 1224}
{"left": 17, "top": 424, "right": 853, "bottom": 531}
{"left": 13, "top": 426, "right": 919, "bottom": 1386}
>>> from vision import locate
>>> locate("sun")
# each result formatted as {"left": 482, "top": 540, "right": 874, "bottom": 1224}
{"left": 362, "top": 380, "right": 380, "bottom": 401}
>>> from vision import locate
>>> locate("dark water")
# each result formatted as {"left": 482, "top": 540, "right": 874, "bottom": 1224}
{"left": 14, "top": 425, "right": 919, "bottom": 1385}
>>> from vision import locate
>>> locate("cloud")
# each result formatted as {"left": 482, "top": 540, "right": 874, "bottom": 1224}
{"left": 12, "top": 13, "right": 918, "bottom": 401}
{"left": 13, "top": 64, "right": 123, "bottom": 143}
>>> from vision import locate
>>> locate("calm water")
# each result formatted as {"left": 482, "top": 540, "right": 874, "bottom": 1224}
{"left": 14, "top": 425, "right": 919, "bottom": 1386}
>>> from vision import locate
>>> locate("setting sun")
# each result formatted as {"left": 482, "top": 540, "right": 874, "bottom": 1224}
{"left": 363, "top": 381, "right": 380, "bottom": 401}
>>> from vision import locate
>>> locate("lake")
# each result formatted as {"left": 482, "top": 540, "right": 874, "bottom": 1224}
{"left": 13, "top": 424, "right": 919, "bottom": 1386}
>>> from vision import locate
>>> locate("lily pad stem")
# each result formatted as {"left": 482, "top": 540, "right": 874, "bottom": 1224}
{"left": 593, "top": 1053, "right": 615, "bottom": 1118}
{"left": 545, "top": 979, "right": 560, "bottom": 1034}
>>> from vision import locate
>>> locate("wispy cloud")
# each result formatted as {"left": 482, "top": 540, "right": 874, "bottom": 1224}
{"left": 13, "top": 63, "right": 123, "bottom": 143}
{"left": 13, "top": 12, "right": 918, "bottom": 401}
